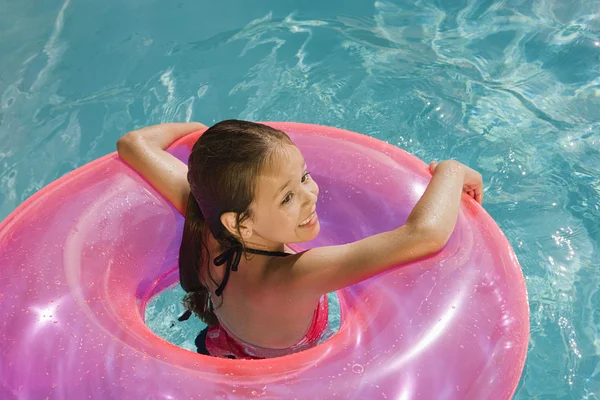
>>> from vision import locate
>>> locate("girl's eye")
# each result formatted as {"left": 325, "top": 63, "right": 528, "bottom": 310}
{"left": 282, "top": 193, "right": 293, "bottom": 205}
{"left": 301, "top": 172, "right": 311, "bottom": 183}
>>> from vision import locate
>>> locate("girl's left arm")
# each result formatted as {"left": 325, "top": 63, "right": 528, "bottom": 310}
{"left": 116, "top": 122, "right": 207, "bottom": 215}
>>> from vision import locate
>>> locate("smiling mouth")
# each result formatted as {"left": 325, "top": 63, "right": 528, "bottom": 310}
{"left": 299, "top": 211, "right": 317, "bottom": 227}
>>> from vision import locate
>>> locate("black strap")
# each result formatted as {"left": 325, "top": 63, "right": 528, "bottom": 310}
{"left": 178, "top": 310, "right": 193, "bottom": 321}
{"left": 241, "top": 247, "right": 290, "bottom": 258}
{"left": 195, "top": 328, "right": 210, "bottom": 355}
{"left": 214, "top": 246, "right": 290, "bottom": 297}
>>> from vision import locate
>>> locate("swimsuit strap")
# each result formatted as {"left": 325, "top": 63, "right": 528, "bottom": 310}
{"left": 214, "top": 246, "right": 290, "bottom": 297}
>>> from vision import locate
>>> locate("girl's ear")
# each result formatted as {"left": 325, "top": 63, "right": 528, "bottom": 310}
{"left": 220, "top": 212, "right": 239, "bottom": 237}
{"left": 220, "top": 212, "right": 253, "bottom": 239}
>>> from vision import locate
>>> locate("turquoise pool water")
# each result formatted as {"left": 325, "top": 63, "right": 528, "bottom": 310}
{"left": 1, "top": 0, "right": 599, "bottom": 398}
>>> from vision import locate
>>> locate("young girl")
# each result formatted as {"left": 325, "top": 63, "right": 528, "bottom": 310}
{"left": 117, "top": 120, "right": 483, "bottom": 359}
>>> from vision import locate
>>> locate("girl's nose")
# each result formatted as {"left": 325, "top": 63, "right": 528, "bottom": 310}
{"left": 303, "top": 182, "right": 318, "bottom": 205}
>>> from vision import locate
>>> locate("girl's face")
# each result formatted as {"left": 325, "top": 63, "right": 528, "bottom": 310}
{"left": 248, "top": 145, "right": 320, "bottom": 247}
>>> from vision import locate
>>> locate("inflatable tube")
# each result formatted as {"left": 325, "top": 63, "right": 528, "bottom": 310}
{"left": 0, "top": 123, "right": 529, "bottom": 399}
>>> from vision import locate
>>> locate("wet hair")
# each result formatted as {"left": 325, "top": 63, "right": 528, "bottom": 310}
{"left": 179, "top": 120, "right": 293, "bottom": 326}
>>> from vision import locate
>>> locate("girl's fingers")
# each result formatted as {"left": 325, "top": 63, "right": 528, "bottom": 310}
{"left": 464, "top": 188, "right": 483, "bottom": 204}
{"left": 429, "top": 161, "right": 438, "bottom": 174}
{"left": 475, "top": 188, "right": 483, "bottom": 204}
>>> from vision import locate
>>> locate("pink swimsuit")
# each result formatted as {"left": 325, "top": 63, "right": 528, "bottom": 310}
{"left": 205, "top": 295, "right": 329, "bottom": 359}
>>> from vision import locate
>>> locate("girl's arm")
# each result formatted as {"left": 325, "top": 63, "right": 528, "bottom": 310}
{"left": 277, "top": 160, "right": 483, "bottom": 296}
{"left": 116, "top": 122, "right": 207, "bottom": 215}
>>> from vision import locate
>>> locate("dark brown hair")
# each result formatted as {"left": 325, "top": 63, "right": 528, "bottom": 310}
{"left": 179, "top": 120, "right": 292, "bottom": 325}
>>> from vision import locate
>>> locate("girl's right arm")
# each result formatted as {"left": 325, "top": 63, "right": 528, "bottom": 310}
{"left": 116, "top": 122, "right": 207, "bottom": 215}
{"left": 278, "top": 160, "right": 483, "bottom": 296}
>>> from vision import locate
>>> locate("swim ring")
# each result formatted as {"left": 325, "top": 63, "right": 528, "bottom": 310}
{"left": 0, "top": 123, "right": 529, "bottom": 399}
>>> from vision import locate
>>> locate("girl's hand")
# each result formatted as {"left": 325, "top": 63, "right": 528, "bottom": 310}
{"left": 429, "top": 161, "right": 483, "bottom": 204}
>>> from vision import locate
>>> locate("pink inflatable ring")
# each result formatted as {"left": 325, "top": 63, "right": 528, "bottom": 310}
{"left": 0, "top": 123, "right": 529, "bottom": 399}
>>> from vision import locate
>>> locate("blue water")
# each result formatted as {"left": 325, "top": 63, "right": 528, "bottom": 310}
{"left": 1, "top": 0, "right": 599, "bottom": 398}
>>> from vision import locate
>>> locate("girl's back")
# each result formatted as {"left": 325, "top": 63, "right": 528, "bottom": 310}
{"left": 203, "top": 236, "right": 321, "bottom": 350}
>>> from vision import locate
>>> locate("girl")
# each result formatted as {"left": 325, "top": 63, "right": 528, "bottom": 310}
{"left": 117, "top": 120, "right": 483, "bottom": 359}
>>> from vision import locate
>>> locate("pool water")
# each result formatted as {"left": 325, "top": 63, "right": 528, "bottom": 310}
{"left": 1, "top": 0, "right": 599, "bottom": 398}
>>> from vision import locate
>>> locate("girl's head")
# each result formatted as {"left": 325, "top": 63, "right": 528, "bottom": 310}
{"left": 179, "top": 120, "right": 319, "bottom": 324}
